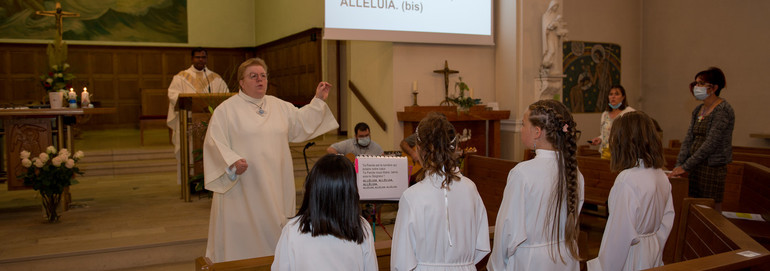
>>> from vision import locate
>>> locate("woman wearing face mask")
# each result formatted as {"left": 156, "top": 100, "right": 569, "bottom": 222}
{"left": 590, "top": 85, "right": 635, "bottom": 158}
{"left": 668, "top": 67, "right": 734, "bottom": 211}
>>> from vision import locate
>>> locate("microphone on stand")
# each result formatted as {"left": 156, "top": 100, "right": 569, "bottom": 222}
{"left": 203, "top": 67, "right": 212, "bottom": 93}
{"left": 303, "top": 142, "right": 316, "bottom": 174}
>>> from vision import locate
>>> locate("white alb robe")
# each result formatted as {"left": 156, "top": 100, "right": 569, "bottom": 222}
{"left": 271, "top": 217, "right": 378, "bottom": 271}
{"left": 391, "top": 170, "right": 490, "bottom": 271}
{"left": 203, "top": 91, "right": 338, "bottom": 262}
{"left": 587, "top": 161, "right": 675, "bottom": 271}
{"left": 167, "top": 65, "right": 229, "bottom": 184}
{"left": 488, "top": 149, "right": 585, "bottom": 271}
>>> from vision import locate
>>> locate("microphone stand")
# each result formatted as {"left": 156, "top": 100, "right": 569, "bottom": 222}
{"left": 303, "top": 142, "right": 315, "bottom": 174}
{"left": 203, "top": 67, "right": 212, "bottom": 93}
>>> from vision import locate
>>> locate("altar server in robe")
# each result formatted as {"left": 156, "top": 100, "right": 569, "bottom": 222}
{"left": 272, "top": 154, "right": 377, "bottom": 270}
{"left": 203, "top": 57, "right": 338, "bottom": 262}
{"left": 587, "top": 111, "right": 675, "bottom": 271}
{"left": 167, "top": 47, "right": 229, "bottom": 184}
{"left": 391, "top": 112, "right": 490, "bottom": 271}
{"left": 488, "top": 100, "right": 584, "bottom": 271}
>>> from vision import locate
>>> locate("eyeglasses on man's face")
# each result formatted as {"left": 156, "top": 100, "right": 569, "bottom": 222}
{"left": 248, "top": 73, "right": 269, "bottom": 80}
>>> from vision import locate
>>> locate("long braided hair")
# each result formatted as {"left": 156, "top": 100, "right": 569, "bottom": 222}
{"left": 528, "top": 100, "right": 580, "bottom": 262}
{"left": 414, "top": 112, "right": 459, "bottom": 188}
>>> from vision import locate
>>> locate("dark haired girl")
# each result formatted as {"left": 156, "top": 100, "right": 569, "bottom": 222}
{"left": 272, "top": 154, "right": 377, "bottom": 270}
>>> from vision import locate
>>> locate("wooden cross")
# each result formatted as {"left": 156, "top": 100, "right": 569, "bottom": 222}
{"left": 36, "top": 2, "right": 80, "bottom": 43}
{"left": 433, "top": 60, "right": 459, "bottom": 101}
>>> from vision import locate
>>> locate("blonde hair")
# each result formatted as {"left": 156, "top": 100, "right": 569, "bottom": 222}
{"left": 237, "top": 58, "right": 268, "bottom": 81}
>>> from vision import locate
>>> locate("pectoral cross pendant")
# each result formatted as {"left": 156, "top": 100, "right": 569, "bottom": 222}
{"left": 258, "top": 108, "right": 265, "bottom": 115}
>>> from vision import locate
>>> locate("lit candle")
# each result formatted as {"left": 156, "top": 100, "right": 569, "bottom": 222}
{"left": 68, "top": 88, "right": 76, "bottom": 100}
{"left": 81, "top": 87, "right": 90, "bottom": 107}
{"left": 412, "top": 80, "right": 418, "bottom": 93}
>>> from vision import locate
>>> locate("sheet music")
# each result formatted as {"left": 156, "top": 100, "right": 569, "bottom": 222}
{"left": 355, "top": 155, "right": 408, "bottom": 201}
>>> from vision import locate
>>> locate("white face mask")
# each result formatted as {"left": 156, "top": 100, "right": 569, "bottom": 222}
{"left": 693, "top": 86, "right": 709, "bottom": 100}
{"left": 357, "top": 136, "right": 371, "bottom": 147}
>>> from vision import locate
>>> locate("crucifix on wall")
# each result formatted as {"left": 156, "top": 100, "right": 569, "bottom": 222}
{"left": 36, "top": 2, "right": 80, "bottom": 68}
{"left": 433, "top": 60, "right": 459, "bottom": 103}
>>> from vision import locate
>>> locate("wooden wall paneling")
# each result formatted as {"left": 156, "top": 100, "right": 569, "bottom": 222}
{"left": 141, "top": 77, "right": 164, "bottom": 90}
{"left": 117, "top": 52, "right": 139, "bottom": 75}
{"left": 10, "top": 77, "right": 39, "bottom": 102}
{"left": 141, "top": 51, "right": 163, "bottom": 75}
{"left": 10, "top": 50, "right": 36, "bottom": 74}
{"left": 68, "top": 50, "right": 89, "bottom": 74}
{"left": 166, "top": 52, "right": 188, "bottom": 76}
{"left": 117, "top": 77, "right": 140, "bottom": 100}
{"left": 92, "top": 52, "right": 115, "bottom": 75}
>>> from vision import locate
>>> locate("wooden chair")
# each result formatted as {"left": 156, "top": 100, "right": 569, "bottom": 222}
{"left": 139, "top": 88, "right": 171, "bottom": 145}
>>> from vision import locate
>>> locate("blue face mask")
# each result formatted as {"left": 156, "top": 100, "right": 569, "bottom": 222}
{"left": 357, "top": 136, "right": 371, "bottom": 147}
{"left": 608, "top": 101, "right": 622, "bottom": 109}
{"left": 693, "top": 86, "right": 709, "bottom": 100}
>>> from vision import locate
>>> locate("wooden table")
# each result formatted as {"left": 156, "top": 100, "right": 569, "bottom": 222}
{"left": 397, "top": 106, "right": 510, "bottom": 158}
{"left": 1, "top": 107, "right": 116, "bottom": 190}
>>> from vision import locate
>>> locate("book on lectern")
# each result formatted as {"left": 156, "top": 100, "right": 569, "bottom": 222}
{"left": 355, "top": 156, "right": 408, "bottom": 201}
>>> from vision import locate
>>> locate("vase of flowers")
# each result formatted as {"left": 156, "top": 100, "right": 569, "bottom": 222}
{"left": 39, "top": 63, "right": 75, "bottom": 108}
{"left": 18, "top": 146, "right": 84, "bottom": 223}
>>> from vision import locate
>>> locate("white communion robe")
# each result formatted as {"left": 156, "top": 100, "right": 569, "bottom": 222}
{"left": 488, "top": 149, "right": 585, "bottom": 271}
{"left": 203, "top": 91, "right": 338, "bottom": 262}
{"left": 271, "top": 217, "right": 378, "bottom": 271}
{"left": 167, "top": 65, "right": 229, "bottom": 184}
{"left": 587, "top": 161, "right": 675, "bottom": 271}
{"left": 391, "top": 170, "right": 490, "bottom": 271}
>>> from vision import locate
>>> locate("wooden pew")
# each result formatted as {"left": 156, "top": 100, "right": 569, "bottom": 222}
{"left": 462, "top": 154, "right": 518, "bottom": 226}
{"left": 195, "top": 240, "right": 394, "bottom": 271}
{"left": 647, "top": 198, "right": 770, "bottom": 270}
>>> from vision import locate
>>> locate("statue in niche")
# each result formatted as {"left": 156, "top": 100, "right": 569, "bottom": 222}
{"left": 540, "top": 0, "right": 568, "bottom": 77}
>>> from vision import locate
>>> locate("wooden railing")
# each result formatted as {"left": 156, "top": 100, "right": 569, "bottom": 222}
{"left": 348, "top": 81, "right": 387, "bottom": 132}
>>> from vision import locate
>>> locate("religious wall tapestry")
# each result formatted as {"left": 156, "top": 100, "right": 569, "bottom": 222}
{"left": 0, "top": 0, "right": 187, "bottom": 43}
{"left": 562, "top": 41, "right": 621, "bottom": 113}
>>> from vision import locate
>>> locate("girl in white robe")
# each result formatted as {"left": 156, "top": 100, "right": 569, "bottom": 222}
{"left": 391, "top": 112, "right": 491, "bottom": 271}
{"left": 271, "top": 154, "right": 378, "bottom": 271}
{"left": 587, "top": 111, "right": 675, "bottom": 271}
{"left": 488, "top": 100, "right": 584, "bottom": 271}
{"left": 203, "top": 58, "right": 338, "bottom": 263}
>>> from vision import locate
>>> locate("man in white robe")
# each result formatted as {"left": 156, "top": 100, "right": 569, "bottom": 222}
{"left": 167, "top": 47, "right": 229, "bottom": 184}
{"left": 203, "top": 58, "right": 338, "bottom": 262}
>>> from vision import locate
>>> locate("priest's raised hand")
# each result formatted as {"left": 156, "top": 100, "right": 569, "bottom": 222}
{"left": 315, "top": 81, "right": 332, "bottom": 100}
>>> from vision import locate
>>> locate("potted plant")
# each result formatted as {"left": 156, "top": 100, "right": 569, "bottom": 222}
{"left": 39, "top": 63, "right": 75, "bottom": 108}
{"left": 447, "top": 77, "right": 481, "bottom": 112}
{"left": 18, "top": 146, "right": 84, "bottom": 222}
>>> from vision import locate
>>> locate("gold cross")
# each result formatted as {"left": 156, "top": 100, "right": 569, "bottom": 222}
{"left": 36, "top": 2, "right": 80, "bottom": 43}
{"left": 433, "top": 60, "right": 459, "bottom": 101}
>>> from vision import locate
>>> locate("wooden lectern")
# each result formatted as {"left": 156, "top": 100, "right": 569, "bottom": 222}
{"left": 397, "top": 106, "right": 510, "bottom": 158}
{"left": 176, "top": 93, "right": 235, "bottom": 202}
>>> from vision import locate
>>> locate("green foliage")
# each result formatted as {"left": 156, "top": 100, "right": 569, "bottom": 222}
{"left": 39, "top": 63, "right": 75, "bottom": 93}
{"left": 448, "top": 77, "right": 481, "bottom": 109}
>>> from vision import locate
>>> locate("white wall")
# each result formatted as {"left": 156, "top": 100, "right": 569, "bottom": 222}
{"left": 391, "top": 43, "right": 496, "bottom": 149}
{"left": 642, "top": 0, "right": 770, "bottom": 148}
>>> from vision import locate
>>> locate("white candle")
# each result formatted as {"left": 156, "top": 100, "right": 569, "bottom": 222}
{"left": 412, "top": 80, "right": 418, "bottom": 93}
{"left": 469, "top": 88, "right": 474, "bottom": 98}
{"left": 81, "top": 87, "right": 90, "bottom": 106}
{"left": 68, "top": 88, "right": 76, "bottom": 100}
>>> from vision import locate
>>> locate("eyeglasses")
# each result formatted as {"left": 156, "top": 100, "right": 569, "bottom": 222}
{"left": 248, "top": 73, "right": 269, "bottom": 80}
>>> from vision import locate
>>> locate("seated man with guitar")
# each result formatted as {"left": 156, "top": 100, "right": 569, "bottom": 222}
{"left": 327, "top": 122, "right": 384, "bottom": 156}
